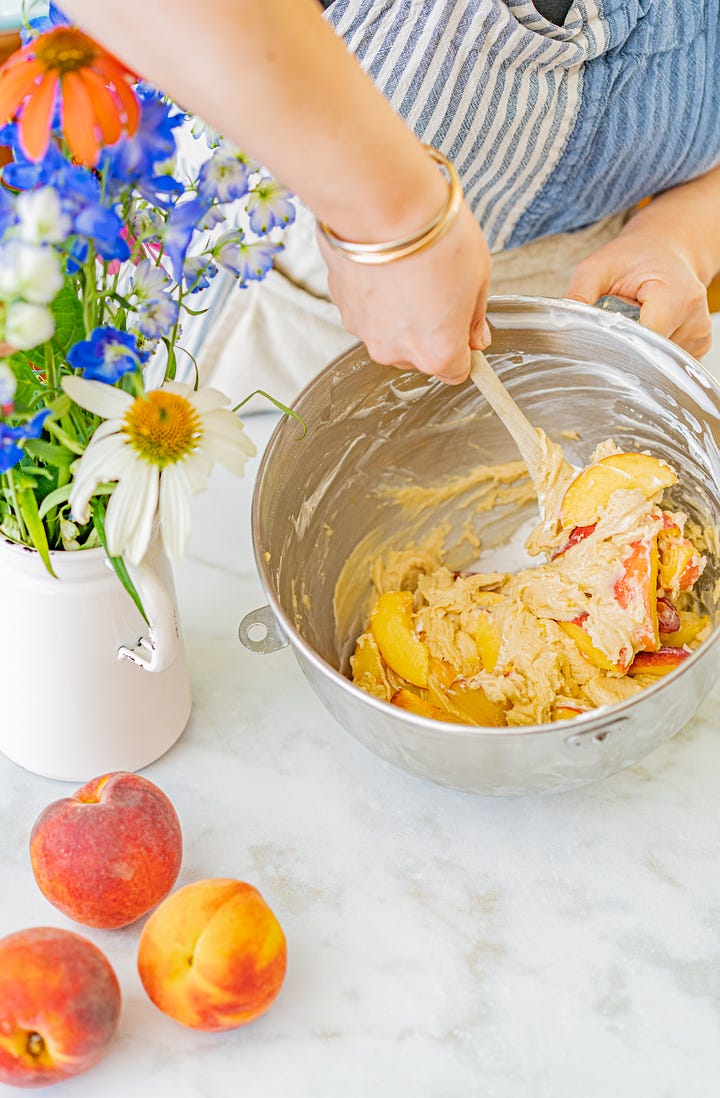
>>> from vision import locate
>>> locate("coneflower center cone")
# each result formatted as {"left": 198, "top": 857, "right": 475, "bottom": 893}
{"left": 124, "top": 391, "right": 202, "bottom": 466}
{"left": 34, "top": 28, "right": 98, "bottom": 74}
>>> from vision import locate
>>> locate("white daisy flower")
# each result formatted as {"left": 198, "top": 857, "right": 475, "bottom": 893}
{"left": 61, "top": 376, "right": 256, "bottom": 565}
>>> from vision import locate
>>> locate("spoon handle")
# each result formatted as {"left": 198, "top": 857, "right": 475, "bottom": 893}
{"left": 469, "top": 350, "right": 545, "bottom": 489}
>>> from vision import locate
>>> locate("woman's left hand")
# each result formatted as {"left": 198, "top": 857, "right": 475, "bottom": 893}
{"left": 567, "top": 228, "right": 713, "bottom": 359}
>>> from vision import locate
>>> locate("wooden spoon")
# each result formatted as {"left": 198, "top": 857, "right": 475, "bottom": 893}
{"left": 469, "top": 349, "right": 553, "bottom": 494}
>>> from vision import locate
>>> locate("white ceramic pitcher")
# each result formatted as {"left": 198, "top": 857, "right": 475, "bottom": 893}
{"left": 0, "top": 534, "right": 192, "bottom": 781}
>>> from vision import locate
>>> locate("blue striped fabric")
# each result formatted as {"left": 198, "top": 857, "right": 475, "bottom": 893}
{"left": 324, "top": 1, "right": 720, "bottom": 252}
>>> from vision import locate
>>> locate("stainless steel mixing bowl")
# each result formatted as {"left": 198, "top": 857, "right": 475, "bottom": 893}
{"left": 239, "top": 296, "right": 720, "bottom": 795}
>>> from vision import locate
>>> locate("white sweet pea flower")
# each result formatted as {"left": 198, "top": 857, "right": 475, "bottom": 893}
{"left": 5, "top": 302, "right": 55, "bottom": 349}
{"left": 61, "top": 375, "right": 256, "bottom": 565}
{"left": 15, "top": 187, "right": 71, "bottom": 245}
{"left": 0, "top": 241, "right": 63, "bottom": 305}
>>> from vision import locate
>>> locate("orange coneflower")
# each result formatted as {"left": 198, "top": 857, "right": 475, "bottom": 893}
{"left": 0, "top": 26, "right": 140, "bottom": 166}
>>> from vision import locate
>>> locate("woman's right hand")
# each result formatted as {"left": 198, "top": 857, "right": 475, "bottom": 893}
{"left": 318, "top": 200, "right": 493, "bottom": 384}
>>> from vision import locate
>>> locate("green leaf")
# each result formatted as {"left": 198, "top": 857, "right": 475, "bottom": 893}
{"left": 51, "top": 282, "right": 86, "bottom": 356}
{"left": 16, "top": 486, "right": 56, "bottom": 577}
{"left": 23, "top": 438, "right": 75, "bottom": 467}
{"left": 38, "top": 483, "right": 72, "bottom": 521}
{"left": 92, "top": 496, "right": 149, "bottom": 624}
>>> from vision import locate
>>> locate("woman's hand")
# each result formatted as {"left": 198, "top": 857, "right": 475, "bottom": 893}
{"left": 567, "top": 229, "right": 712, "bottom": 358}
{"left": 567, "top": 166, "right": 720, "bottom": 360}
{"left": 318, "top": 201, "right": 492, "bottom": 383}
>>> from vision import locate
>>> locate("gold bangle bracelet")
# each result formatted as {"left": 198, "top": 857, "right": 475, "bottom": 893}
{"left": 317, "top": 145, "right": 463, "bottom": 265}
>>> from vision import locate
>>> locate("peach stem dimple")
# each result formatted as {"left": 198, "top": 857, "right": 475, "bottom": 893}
{"left": 26, "top": 1032, "right": 45, "bottom": 1059}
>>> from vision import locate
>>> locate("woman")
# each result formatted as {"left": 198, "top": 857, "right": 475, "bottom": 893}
{"left": 64, "top": 0, "right": 720, "bottom": 392}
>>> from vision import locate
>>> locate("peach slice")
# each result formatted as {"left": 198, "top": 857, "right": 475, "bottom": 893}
{"left": 552, "top": 523, "right": 597, "bottom": 560}
{"left": 351, "top": 636, "right": 388, "bottom": 685}
{"left": 560, "top": 452, "right": 677, "bottom": 528}
{"left": 475, "top": 611, "right": 501, "bottom": 672}
{"left": 370, "top": 590, "right": 429, "bottom": 688}
{"left": 391, "top": 687, "right": 458, "bottom": 722}
{"left": 445, "top": 683, "right": 506, "bottom": 727}
{"left": 660, "top": 609, "right": 710, "bottom": 648}
{"left": 558, "top": 617, "right": 622, "bottom": 672}
{"left": 613, "top": 537, "right": 659, "bottom": 652}
{"left": 628, "top": 646, "right": 690, "bottom": 677}
{"left": 428, "top": 658, "right": 460, "bottom": 691}
{"left": 658, "top": 530, "right": 704, "bottom": 592}
{"left": 552, "top": 704, "right": 588, "bottom": 721}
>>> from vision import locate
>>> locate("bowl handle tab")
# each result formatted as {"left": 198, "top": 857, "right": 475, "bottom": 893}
{"left": 564, "top": 715, "right": 631, "bottom": 750}
{"left": 594, "top": 295, "right": 641, "bottom": 321}
{"left": 238, "top": 605, "right": 289, "bottom": 654}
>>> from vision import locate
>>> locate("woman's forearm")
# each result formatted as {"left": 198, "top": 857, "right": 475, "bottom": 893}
{"left": 61, "top": 0, "right": 447, "bottom": 242}
{"left": 620, "top": 163, "right": 720, "bottom": 285}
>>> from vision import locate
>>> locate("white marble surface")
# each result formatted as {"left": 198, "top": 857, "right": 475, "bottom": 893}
{"left": 3, "top": 323, "right": 720, "bottom": 1097}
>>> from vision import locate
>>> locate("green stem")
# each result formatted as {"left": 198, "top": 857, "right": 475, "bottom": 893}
{"left": 45, "top": 420, "right": 85, "bottom": 455}
{"left": 44, "top": 341, "right": 57, "bottom": 394}
{"left": 4, "top": 468, "right": 28, "bottom": 540}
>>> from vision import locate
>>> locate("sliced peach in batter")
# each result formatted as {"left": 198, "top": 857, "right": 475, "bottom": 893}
{"left": 628, "top": 646, "right": 690, "bottom": 677}
{"left": 614, "top": 536, "right": 660, "bottom": 652}
{"left": 658, "top": 529, "right": 704, "bottom": 592}
{"left": 659, "top": 609, "right": 710, "bottom": 648}
{"left": 351, "top": 633, "right": 386, "bottom": 683}
{"left": 446, "top": 683, "right": 506, "bottom": 727}
{"left": 552, "top": 704, "right": 588, "bottom": 721}
{"left": 558, "top": 617, "right": 622, "bottom": 672}
{"left": 370, "top": 591, "right": 429, "bottom": 688}
{"left": 475, "top": 611, "right": 501, "bottom": 672}
{"left": 560, "top": 452, "right": 677, "bottom": 528}
{"left": 391, "top": 688, "right": 459, "bottom": 722}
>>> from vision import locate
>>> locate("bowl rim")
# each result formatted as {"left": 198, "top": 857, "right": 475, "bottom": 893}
{"left": 251, "top": 294, "right": 720, "bottom": 738}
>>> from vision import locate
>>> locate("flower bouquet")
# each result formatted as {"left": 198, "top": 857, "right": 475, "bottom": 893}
{"left": 0, "top": 5, "right": 295, "bottom": 617}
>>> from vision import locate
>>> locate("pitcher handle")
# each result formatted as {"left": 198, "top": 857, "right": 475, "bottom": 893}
{"left": 116, "top": 557, "right": 181, "bottom": 673}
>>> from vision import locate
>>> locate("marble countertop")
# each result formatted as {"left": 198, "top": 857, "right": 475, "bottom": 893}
{"left": 3, "top": 373, "right": 720, "bottom": 1097}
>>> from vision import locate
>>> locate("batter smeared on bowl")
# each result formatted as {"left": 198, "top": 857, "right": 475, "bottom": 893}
{"left": 350, "top": 438, "right": 711, "bottom": 727}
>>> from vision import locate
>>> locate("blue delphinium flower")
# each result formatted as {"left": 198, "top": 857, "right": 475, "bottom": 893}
{"left": 67, "top": 327, "right": 141, "bottom": 384}
{"left": 101, "top": 90, "right": 184, "bottom": 206}
{"left": 0, "top": 408, "right": 51, "bottom": 473}
{"left": 198, "top": 149, "right": 254, "bottom": 203}
{"left": 246, "top": 181, "right": 296, "bottom": 234}
{"left": 20, "top": 1, "right": 69, "bottom": 43}
{"left": 183, "top": 254, "right": 218, "bottom": 294}
{"left": 131, "top": 295, "right": 179, "bottom": 340}
{"left": 213, "top": 231, "right": 282, "bottom": 285}
{"left": 163, "top": 197, "right": 211, "bottom": 281}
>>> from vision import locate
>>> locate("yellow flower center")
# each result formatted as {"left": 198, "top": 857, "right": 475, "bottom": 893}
{"left": 35, "top": 28, "right": 98, "bottom": 75}
{"left": 123, "top": 390, "right": 201, "bottom": 467}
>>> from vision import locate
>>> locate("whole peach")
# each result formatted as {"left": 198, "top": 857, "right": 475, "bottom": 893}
{"left": 0, "top": 927, "right": 121, "bottom": 1088}
{"left": 137, "top": 878, "right": 287, "bottom": 1031}
{"left": 30, "top": 772, "right": 182, "bottom": 929}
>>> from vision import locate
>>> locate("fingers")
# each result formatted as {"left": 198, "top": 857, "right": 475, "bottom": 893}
{"left": 638, "top": 278, "right": 712, "bottom": 357}
{"left": 469, "top": 288, "right": 491, "bottom": 350}
{"left": 566, "top": 253, "right": 613, "bottom": 306}
{"left": 367, "top": 337, "right": 471, "bottom": 384}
